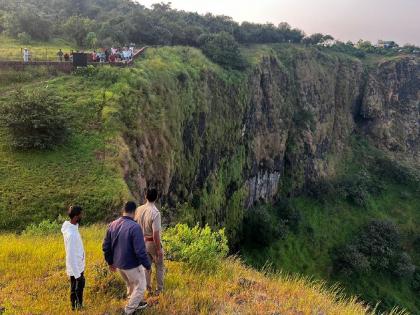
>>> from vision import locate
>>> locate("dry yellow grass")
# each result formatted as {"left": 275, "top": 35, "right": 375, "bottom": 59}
{"left": 0, "top": 226, "right": 408, "bottom": 315}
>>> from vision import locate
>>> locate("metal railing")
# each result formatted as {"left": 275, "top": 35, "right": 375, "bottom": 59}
{"left": 0, "top": 48, "right": 72, "bottom": 62}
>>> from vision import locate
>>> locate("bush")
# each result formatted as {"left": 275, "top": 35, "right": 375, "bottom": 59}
{"left": 333, "top": 220, "right": 415, "bottom": 278}
{"left": 17, "top": 32, "right": 31, "bottom": 44}
{"left": 336, "top": 170, "right": 383, "bottom": 207}
{"left": 412, "top": 269, "right": 420, "bottom": 292}
{"left": 74, "top": 65, "right": 98, "bottom": 77}
{"left": 392, "top": 252, "right": 415, "bottom": 278}
{"left": 274, "top": 199, "right": 302, "bottom": 233}
{"left": 162, "top": 224, "right": 228, "bottom": 273}
{"left": 23, "top": 219, "right": 61, "bottom": 236}
{"left": 91, "top": 262, "right": 126, "bottom": 299}
{"left": 0, "top": 89, "right": 69, "bottom": 150}
{"left": 242, "top": 205, "right": 287, "bottom": 247}
{"left": 198, "top": 32, "right": 247, "bottom": 70}
{"left": 333, "top": 244, "right": 371, "bottom": 276}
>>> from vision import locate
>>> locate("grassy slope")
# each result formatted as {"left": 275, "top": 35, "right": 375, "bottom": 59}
{"left": 0, "top": 70, "right": 130, "bottom": 230}
{"left": 0, "top": 35, "right": 74, "bottom": 61}
{"left": 0, "top": 39, "right": 418, "bottom": 313}
{"left": 242, "top": 140, "right": 420, "bottom": 314}
{"left": 0, "top": 225, "right": 403, "bottom": 315}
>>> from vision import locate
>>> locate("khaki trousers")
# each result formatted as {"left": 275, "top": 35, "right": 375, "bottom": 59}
{"left": 145, "top": 242, "right": 165, "bottom": 292}
{"left": 118, "top": 266, "right": 146, "bottom": 314}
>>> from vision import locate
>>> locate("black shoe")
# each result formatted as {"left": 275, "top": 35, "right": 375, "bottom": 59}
{"left": 136, "top": 301, "right": 148, "bottom": 310}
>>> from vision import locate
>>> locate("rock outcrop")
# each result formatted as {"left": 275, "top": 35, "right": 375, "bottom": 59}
{"left": 122, "top": 48, "right": 419, "bottom": 240}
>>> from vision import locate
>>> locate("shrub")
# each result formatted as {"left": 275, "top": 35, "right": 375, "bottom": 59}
{"left": 85, "top": 31, "right": 98, "bottom": 49}
{"left": 74, "top": 65, "right": 98, "bottom": 77}
{"left": 17, "top": 32, "right": 31, "bottom": 44}
{"left": 0, "top": 89, "right": 68, "bottom": 150}
{"left": 23, "top": 219, "right": 61, "bottom": 236}
{"left": 372, "top": 156, "right": 417, "bottom": 184}
{"left": 162, "top": 224, "right": 228, "bottom": 273}
{"left": 333, "top": 244, "right": 371, "bottom": 276}
{"left": 274, "top": 199, "right": 302, "bottom": 233}
{"left": 357, "top": 220, "right": 401, "bottom": 270}
{"left": 242, "top": 205, "right": 287, "bottom": 247}
{"left": 91, "top": 262, "right": 126, "bottom": 299}
{"left": 198, "top": 32, "right": 247, "bottom": 70}
{"left": 333, "top": 220, "right": 415, "bottom": 278}
{"left": 412, "top": 269, "right": 420, "bottom": 292}
{"left": 392, "top": 252, "right": 415, "bottom": 278}
{"left": 336, "top": 170, "right": 383, "bottom": 207}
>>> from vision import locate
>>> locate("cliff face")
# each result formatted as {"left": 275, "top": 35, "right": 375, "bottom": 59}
{"left": 122, "top": 48, "right": 419, "bottom": 240}
{"left": 244, "top": 52, "right": 365, "bottom": 206}
{"left": 359, "top": 57, "right": 419, "bottom": 164}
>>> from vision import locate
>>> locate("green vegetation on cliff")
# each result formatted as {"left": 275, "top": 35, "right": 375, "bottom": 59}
{"left": 0, "top": 43, "right": 418, "bottom": 314}
{"left": 242, "top": 138, "right": 420, "bottom": 313}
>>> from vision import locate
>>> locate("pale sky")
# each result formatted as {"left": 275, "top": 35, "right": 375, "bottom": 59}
{"left": 137, "top": 0, "right": 420, "bottom": 45}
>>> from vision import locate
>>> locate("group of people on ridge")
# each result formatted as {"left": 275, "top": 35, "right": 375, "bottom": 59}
{"left": 23, "top": 46, "right": 135, "bottom": 63}
{"left": 61, "top": 188, "right": 164, "bottom": 314}
{"left": 91, "top": 46, "right": 135, "bottom": 63}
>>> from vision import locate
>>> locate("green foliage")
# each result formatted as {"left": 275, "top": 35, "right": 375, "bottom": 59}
{"left": 63, "top": 16, "right": 94, "bottom": 47}
{"left": 198, "top": 32, "right": 247, "bottom": 70}
{"left": 274, "top": 199, "right": 302, "bottom": 233}
{"left": 74, "top": 64, "right": 99, "bottom": 77}
{"left": 336, "top": 170, "right": 384, "bottom": 207}
{"left": 162, "top": 224, "right": 229, "bottom": 273}
{"left": 327, "top": 41, "right": 366, "bottom": 58}
{"left": 85, "top": 31, "right": 98, "bottom": 49}
{"left": 91, "top": 262, "right": 126, "bottom": 299}
{"left": 412, "top": 270, "right": 420, "bottom": 292}
{"left": 23, "top": 219, "right": 61, "bottom": 236}
{"left": 242, "top": 205, "right": 287, "bottom": 247}
{"left": 302, "top": 33, "right": 333, "bottom": 45}
{"left": 4, "top": 9, "right": 51, "bottom": 41}
{"left": 0, "top": 88, "right": 69, "bottom": 150}
{"left": 334, "top": 220, "right": 415, "bottom": 278}
{"left": 0, "top": 66, "right": 59, "bottom": 86}
{"left": 17, "top": 32, "right": 31, "bottom": 44}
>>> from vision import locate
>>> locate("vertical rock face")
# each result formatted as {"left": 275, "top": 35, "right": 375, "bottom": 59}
{"left": 359, "top": 57, "right": 419, "bottom": 163}
{"left": 122, "top": 48, "right": 419, "bottom": 238}
{"left": 244, "top": 51, "right": 365, "bottom": 205}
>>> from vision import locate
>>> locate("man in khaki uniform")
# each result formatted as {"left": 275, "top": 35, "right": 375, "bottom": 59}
{"left": 135, "top": 188, "right": 164, "bottom": 295}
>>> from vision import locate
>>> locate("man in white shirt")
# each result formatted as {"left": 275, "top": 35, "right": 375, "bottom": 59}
{"left": 61, "top": 206, "right": 85, "bottom": 311}
{"left": 135, "top": 188, "right": 165, "bottom": 295}
{"left": 23, "top": 48, "right": 30, "bottom": 63}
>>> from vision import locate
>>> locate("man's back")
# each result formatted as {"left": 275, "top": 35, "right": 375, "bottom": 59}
{"left": 102, "top": 216, "right": 150, "bottom": 270}
{"left": 135, "top": 202, "right": 161, "bottom": 238}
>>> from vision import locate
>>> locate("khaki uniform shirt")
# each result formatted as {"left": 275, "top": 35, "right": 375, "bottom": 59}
{"left": 135, "top": 202, "right": 161, "bottom": 238}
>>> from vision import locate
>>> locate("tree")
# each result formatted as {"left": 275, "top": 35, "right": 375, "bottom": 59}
{"left": 85, "top": 31, "right": 98, "bottom": 48}
{"left": 198, "top": 32, "right": 247, "bottom": 70}
{"left": 0, "top": 89, "right": 68, "bottom": 150}
{"left": 4, "top": 9, "right": 51, "bottom": 40}
{"left": 17, "top": 32, "right": 31, "bottom": 44}
{"left": 302, "top": 33, "right": 333, "bottom": 45}
{"left": 64, "top": 16, "right": 94, "bottom": 47}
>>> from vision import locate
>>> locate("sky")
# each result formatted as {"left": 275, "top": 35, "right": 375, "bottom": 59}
{"left": 137, "top": 0, "right": 420, "bottom": 45}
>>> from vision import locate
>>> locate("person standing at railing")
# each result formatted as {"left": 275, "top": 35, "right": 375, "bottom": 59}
{"left": 57, "top": 49, "right": 64, "bottom": 62}
{"left": 23, "top": 48, "right": 30, "bottom": 63}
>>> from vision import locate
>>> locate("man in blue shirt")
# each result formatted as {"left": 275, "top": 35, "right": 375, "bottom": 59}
{"left": 103, "top": 201, "right": 151, "bottom": 314}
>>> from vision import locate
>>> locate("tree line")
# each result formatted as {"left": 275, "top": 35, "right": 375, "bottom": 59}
{"left": 0, "top": 0, "right": 304, "bottom": 47}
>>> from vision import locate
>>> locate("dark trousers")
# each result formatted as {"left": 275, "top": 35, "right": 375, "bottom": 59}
{"left": 70, "top": 272, "right": 85, "bottom": 310}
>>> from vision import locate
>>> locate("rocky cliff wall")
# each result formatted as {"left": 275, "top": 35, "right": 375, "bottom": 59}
{"left": 121, "top": 47, "right": 419, "bottom": 240}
